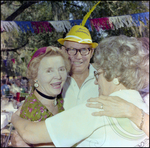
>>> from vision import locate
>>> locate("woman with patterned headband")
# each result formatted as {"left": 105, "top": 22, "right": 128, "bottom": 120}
{"left": 11, "top": 46, "right": 71, "bottom": 147}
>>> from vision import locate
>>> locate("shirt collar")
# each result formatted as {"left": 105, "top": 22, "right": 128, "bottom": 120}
{"left": 88, "top": 64, "right": 97, "bottom": 78}
{"left": 67, "top": 64, "right": 97, "bottom": 79}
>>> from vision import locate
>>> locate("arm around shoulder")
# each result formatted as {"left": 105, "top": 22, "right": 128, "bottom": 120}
{"left": 128, "top": 103, "right": 149, "bottom": 137}
{"left": 11, "top": 113, "right": 52, "bottom": 144}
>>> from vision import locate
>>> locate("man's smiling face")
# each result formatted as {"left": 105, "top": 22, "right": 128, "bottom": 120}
{"left": 64, "top": 41, "right": 94, "bottom": 74}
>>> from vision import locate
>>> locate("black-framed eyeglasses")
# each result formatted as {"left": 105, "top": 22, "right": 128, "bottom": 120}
{"left": 94, "top": 71, "right": 103, "bottom": 81}
{"left": 64, "top": 46, "right": 91, "bottom": 56}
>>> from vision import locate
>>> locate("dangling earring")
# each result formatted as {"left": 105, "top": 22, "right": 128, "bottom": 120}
{"left": 113, "top": 78, "right": 119, "bottom": 85}
{"left": 34, "top": 80, "right": 39, "bottom": 88}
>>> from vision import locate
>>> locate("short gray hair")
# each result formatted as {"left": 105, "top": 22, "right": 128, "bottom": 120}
{"left": 94, "top": 35, "right": 149, "bottom": 91}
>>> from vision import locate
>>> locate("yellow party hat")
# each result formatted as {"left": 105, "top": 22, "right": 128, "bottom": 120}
{"left": 58, "top": 1, "right": 101, "bottom": 48}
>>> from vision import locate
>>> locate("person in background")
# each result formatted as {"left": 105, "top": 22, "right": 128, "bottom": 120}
{"left": 1, "top": 79, "right": 10, "bottom": 97}
{"left": 5, "top": 76, "right": 12, "bottom": 90}
{"left": 1, "top": 75, "right": 5, "bottom": 80}
{"left": 6, "top": 75, "right": 9, "bottom": 83}
{"left": 10, "top": 76, "right": 16, "bottom": 84}
{"left": 9, "top": 79, "right": 22, "bottom": 97}
{"left": 21, "top": 77, "right": 29, "bottom": 93}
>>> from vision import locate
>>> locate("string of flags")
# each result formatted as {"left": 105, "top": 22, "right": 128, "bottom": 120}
{"left": 1, "top": 12, "right": 149, "bottom": 66}
{"left": 1, "top": 12, "right": 149, "bottom": 33}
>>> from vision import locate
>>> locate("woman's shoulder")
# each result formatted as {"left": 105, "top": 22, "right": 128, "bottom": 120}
{"left": 20, "top": 93, "right": 52, "bottom": 121}
{"left": 23, "top": 93, "right": 39, "bottom": 105}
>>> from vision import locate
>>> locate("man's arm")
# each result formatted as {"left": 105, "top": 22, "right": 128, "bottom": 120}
{"left": 11, "top": 130, "right": 30, "bottom": 147}
{"left": 11, "top": 112, "right": 52, "bottom": 144}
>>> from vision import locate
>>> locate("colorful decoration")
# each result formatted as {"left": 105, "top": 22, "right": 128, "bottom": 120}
{"left": 49, "top": 20, "right": 72, "bottom": 32}
{"left": 1, "top": 21, "right": 18, "bottom": 32}
{"left": 15, "top": 21, "right": 34, "bottom": 33}
{"left": 138, "top": 12, "right": 149, "bottom": 25}
{"left": 31, "top": 22, "right": 53, "bottom": 34}
{"left": 90, "top": 17, "right": 112, "bottom": 31}
{"left": 1, "top": 12, "right": 149, "bottom": 33}
{"left": 11, "top": 59, "right": 15, "bottom": 64}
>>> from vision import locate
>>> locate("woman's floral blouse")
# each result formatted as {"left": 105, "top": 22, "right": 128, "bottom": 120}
{"left": 20, "top": 92, "right": 64, "bottom": 121}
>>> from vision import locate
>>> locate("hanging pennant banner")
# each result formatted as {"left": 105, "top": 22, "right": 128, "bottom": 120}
{"left": 1, "top": 12, "right": 149, "bottom": 33}
{"left": 90, "top": 17, "right": 112, "bottom": 31}
{"left": 138, "top": 12, "right": 149, "bottom": 25}
{"left": 40, "top": 22, "right": 54, "bottom": 32}
{"left": 31, "top": 22, "right": 53, "bottom": 34}
{"left": 11, "top": 59, "right": 15, "bottom": 64}
{"left": 15, "top": 21, "right": 34, "bottom": 33}
{"left": 49, "top": 20, "right": 72, "bottom": 32}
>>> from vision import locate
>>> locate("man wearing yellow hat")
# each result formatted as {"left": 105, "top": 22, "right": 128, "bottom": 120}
{"left": 54, "top": 2, "right": 99, "bottom": 111}
{"left": 58, "top": 24, "right": 99, "bottom": 110}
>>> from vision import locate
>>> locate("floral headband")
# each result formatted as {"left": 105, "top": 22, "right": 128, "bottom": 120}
{"left": 27, "top": 47, "right": 47, "bottom": 68}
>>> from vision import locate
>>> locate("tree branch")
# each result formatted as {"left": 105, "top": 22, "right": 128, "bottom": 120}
{"left": 106, "top": 1, "right": 114, "bottom": 14}
{"left": 5, "top": 1, "right": 38, "bottom": 21}
{"left": 1, "top": 1, "right": 7, "bottom": 5}
{"left": 1, "top": 40, "right": 29, "bottom": 52}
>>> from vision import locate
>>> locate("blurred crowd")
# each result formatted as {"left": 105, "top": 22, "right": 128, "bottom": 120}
{"left": 1, "top": 75, "right": 32, "bottom": 98}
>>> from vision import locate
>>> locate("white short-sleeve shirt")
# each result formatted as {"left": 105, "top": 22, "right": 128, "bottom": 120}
{"left": 62, "top": 64, "right": 99, "bottom": 110}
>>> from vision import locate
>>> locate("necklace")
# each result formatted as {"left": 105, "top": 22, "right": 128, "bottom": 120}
{"left": 36, "top": 89, "right": 57, "bottom": 106}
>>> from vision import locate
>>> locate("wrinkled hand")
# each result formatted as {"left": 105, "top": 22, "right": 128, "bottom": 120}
{"left": 86, "top": 95, "right": 132, "bottom": 118}
{"left": 11, "top": 130, "right": 30, "bottom": 147}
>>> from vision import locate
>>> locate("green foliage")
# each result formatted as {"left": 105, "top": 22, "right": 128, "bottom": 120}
{"left": 1, "top": 1, "right": 149, "bottom": 76}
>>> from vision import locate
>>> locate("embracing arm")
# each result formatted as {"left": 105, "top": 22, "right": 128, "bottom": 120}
{"left": 11, "top": 112, "right": 52, "bottom": 144}
{"left": 129, "top": 105, "right": 149, "bottom": 137}
{"left": 86, "top": 95, "right": 149, "bottom": 137}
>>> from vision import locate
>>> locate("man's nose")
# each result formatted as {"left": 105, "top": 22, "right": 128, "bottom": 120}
{"left": 75, "top": 50, "right": 82, "bottom": 59}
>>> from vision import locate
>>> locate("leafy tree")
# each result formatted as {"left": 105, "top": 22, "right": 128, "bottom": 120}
{"left": 1, "top": 1, "right": 149, "bottom": 76}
